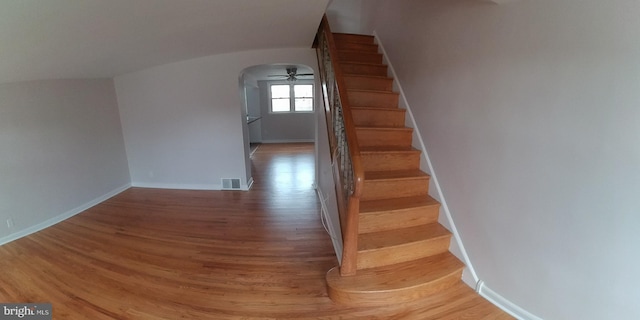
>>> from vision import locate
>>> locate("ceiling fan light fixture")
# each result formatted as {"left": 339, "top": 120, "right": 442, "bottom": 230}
{"left": 266, "top": 66, "right": 312, "bottom": 81}
{"left": 286, "top": 67, "right": 297, "bottom": 82}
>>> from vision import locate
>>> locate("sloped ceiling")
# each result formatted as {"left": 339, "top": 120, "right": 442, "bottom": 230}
{"left": 0, "top": 0, "right": 330, "bottom": 84}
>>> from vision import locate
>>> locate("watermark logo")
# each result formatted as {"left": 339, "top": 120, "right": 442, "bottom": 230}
{"left": 1, "top": 304, "right": 51, "bottom": 320}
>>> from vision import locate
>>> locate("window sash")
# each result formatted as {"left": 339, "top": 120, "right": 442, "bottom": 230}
{"left": 270, "top": 83, "right": 313, "bottom": 113}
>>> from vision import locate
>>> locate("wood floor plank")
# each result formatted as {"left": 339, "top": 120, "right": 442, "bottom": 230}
{"left": 0, "top": 143, "right": 511, "bottom": 319}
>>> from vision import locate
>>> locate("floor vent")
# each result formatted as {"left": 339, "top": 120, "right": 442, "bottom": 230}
{"left": 221, "top": 178, "right": 241, "bottom": 190}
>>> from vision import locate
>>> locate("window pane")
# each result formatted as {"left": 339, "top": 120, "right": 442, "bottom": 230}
{"left": 295, "top": 98, "right": 313, "bottom": 112}
{"left": 272, "top": 99, "right": 290, "bottom": 112}
{"left": 271, "top": 85, "right": 290, "bottom": 99}
{"left": 294, "top": 85, "right": 313, "bottom": 98}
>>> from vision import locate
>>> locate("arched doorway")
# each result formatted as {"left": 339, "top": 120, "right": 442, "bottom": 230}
{"left": 238, "top": 64, "right": 316, "bottom": 188}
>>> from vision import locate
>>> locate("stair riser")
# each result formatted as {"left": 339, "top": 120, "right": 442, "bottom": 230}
{"left": 348, "top": 91, "right": 399, "bottom": 108}
{"left": 344, "top": 76, "right": 393, "bottom": 91}
{"left": 334, "top": 34, "right": 375, "bottom": 44}
{"left": 326, "top": 268, "right": 463, "bottom": 306}
{"left": 341, "top": 63, "right": 388, "bottom": 77}
{"left": 357, "top": 236, "right": 452, "bottom": 270}
{"left": 351, "top": 109, "right": 406, "bottom": 128}
{"left": 361, "top": 152, "right": 420, "bottom": 172}
{"left": 356, "top": 129, "right": 413, "bottom": 148}
{"left": 359, "top": 205, "right": 440, "bottom": 234}
{"left": 362, "top": 178, "right": 429, "bottom": 201}
{"left": 338, "top": 51, "right": 383, "bottom": 64}
{"left": 334, "top": 42, "right": 379, "bottom": 53}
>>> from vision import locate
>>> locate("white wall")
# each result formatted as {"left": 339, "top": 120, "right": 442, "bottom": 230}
{"left": 366, "top": 0, "right": 640, "bottom": 319}
{"left": 115, "top": 48, "right": 318, "bottom": 190}
{"left": 326, "top": 0, "right": 382, "bottom": 34}
{"left": 257, "top": 80, "right": 316, "bottom": 143}
{"left": 0, "top": 79, "right": 130, "bottom": 243}
{"left": 326, "top": 0, "right": 364, "bottom": 34}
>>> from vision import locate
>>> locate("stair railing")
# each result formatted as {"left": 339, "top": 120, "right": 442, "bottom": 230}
{"left": 314, "top": 16, "right": 363, "bottom": 276}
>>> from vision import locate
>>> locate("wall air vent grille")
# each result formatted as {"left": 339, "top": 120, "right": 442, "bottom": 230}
{"left": 221, "top": 178, "right": 241, "bottom": 190}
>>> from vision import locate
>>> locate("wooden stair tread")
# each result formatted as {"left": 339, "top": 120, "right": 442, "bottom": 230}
{"left": 360, "top": 195, "right": 439, "bottom": 214}
{"left": 356, "top": 126, "right": 412, "bottom": 131}
{"left": 338, "top": 49, "right": 381, "bottom": 54}
{"left": 336, "top": 44, "right": 379, "bottom": 52}
{"left": 338, "top": 48, "right": 382, "bottom": 57}
{"left": 360, "top": 145, "right": 418, "bottom": 153}
{"left": 333, "top": 32, "right": 375, "bottom": 37}
{"left": 351, "top": 106, "right": 405, "bottom": 113}
{"left": 361, "top": 170, "right": 430, "bottom": 201}
{"left": 340, "top": 62, "right": 388, "bottom": 77}
{"left": 356, "top": 127, "right": 413, "bottom": 145}
{"left": 344, "top": 75, "right": 393, "bottom": 91}
{"left": 340, "top": 61, "right": 385, "bottom": 67}
{"left": 333, "top": 40, "right": 378, "bottom": 50}
{"left": 351, "top": 108, "right": 406, "bottom": 128}
{"left": 360, "top": 147, "right": 421, "bottom": 174}
{"left": 348, "top": 90, "right": 398, "bottom": 108}
{"left": 364, "top": 169, "right": 429, "bottom": 181}
{"left": 348, "top": 88, "right": 396, "bottom": 94}
{"left": 359, "top": 195, "right": 440, "bottom": 234}
{"left": 344, "top": 74, "right": 392, "bottom": 80}
{"left": 333, "top": 33, "right": 375, "bottom": 44}
{"left": 351, "top": 106, "right": 403, "bottom": 111}
{"left": 351, "top": 105, "right": 400, "bottom": 110}
{"left": 359, "top": 224, "right": 451, "bottom": 250}
{"left": 326, "top": 252, "right": 463, "bottom": 293}
{"left": 338, "top": 51, "right": 383, "bottom": 64}
{"left": 352, "top": 105, "right": 402, "bottom": 109}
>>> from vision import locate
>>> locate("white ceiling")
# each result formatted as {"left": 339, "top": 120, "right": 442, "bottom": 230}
{"left": 243, "top": 64, "right": 314, "bottom": 82}
{"left": 0, "top": 0, "right": 330, "bottom": 84}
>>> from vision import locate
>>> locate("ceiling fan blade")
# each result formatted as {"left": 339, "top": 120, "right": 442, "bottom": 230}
{"left": 297, "top": 73, "right": 314, "bottom": 76}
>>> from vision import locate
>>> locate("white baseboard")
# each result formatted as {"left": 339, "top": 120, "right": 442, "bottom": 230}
{"left": 373, "top": 31, "right": 479, "bottom": 284}
{"left": 132, "top": 180, "right": 256, "bottom": 191}
{"left": 260, "top": 139, "right": 314, "bottom": 144}
{"left": 477, "top": 281, "right": 543, "bottom": 320}
{"left": 131, "top": 182, "right": 222, "bottom": 190}
{"left": 0, "top": 183, "right": 131, "bottom": 246}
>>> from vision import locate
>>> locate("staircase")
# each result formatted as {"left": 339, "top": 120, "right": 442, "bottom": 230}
{"left": 324, "top": 33, "right": 466, "bottom": 305}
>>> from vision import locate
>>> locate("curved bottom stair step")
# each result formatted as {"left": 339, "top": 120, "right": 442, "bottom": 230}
{"left": 326, "top": 252, "right": 464, "bottom": 306}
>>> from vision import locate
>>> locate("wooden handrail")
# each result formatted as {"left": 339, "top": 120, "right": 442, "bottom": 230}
{"left": 315, "top": 15, "right": 363, "bottom": 276}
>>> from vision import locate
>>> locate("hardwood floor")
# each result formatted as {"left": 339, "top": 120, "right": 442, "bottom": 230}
{"left": 0, "top": 143, "right": 511, "bottom": 319}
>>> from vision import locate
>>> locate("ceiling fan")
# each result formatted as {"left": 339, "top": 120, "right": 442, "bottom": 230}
{"left": 267, "top": 67, "right": 313, "bottom": 82}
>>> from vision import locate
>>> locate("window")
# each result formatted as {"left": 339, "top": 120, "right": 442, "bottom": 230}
{"left": 270, "top": 83, "right": 314, "bottom": 113}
